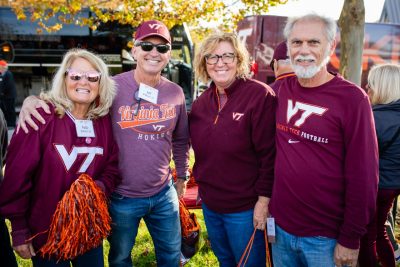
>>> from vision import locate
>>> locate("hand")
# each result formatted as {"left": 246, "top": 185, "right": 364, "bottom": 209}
{"left": 17, "top": 96, "right": 50, "bottom": 134}
{"left": 253, "top": 196, "right": 270, "bottom": 230}
{"left": 13, "top": 243, "right": 36, "bottom": 259}
{"left": 333, "top": 243, "right": 359, "bottom": 267}
{"left": 174, "top": 179, "right": 187, "bottom": 198}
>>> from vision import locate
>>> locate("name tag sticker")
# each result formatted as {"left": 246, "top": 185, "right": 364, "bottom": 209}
{"left": 75, "top": 120, "right": 95, "bottom": 137}
{"left": 267, "top": 217, "right": 276, "bottom": 243}
{"left": 138, "top": 83, "right": 158, "bottom": 104}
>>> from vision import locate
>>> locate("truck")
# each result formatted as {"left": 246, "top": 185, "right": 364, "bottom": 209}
{"left": 237, "top": 15, "right": 400, "bottom": 87}
{"left": 0, "top": 7, "right": 195, "bottom": 109}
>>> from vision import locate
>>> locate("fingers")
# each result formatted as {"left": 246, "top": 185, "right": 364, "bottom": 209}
{"left": 253, "top": 215, "right": 266, "bottom": 230}
{"left": 174, "top": 180, "right": 187, "bottom": 198}
{"left": 14, "top": 244, "right": 34, "bottom": 259}
{"left": 28, "top": 243, "right": 36, "bottom": 257}
{"left": 17, "top": 111, "right": 29, "bottom": 134}
{"left": 18, "top": 96, "right": 49, "bottom": 132}
{"left": 333, "top": 243, "right": 359, "bottom": 267}
{"left": 253, "top": 199, "right": 268, "bottom": 230}
{"left": 38, "top": 101, "right": 51, "bottom": 114}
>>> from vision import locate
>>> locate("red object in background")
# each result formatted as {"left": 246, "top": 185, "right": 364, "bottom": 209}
{"left": 172, "top": 168, "right": 202, "bottom": 209}
{"left": 250, "top": 61, "right": 258, "bottom": 75}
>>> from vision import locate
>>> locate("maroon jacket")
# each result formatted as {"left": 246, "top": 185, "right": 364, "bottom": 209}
{"left": 0, "top": 106, "right": 120, "bottom": 250}
{"left": 189, "top": 78, "right": 276, "bottom": 213}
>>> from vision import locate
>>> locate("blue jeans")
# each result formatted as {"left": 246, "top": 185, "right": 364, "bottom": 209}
{"left": 32, "top": 245, "right": 103, "bottom": 267}
{"left": 202, "top": 203, "right": 266, "bottom": 267}
{"left": 108, "top": 180, "right": 181, "bottom": 267}
{"left": 272, "top": 224, "right": 336, "bottom": 267}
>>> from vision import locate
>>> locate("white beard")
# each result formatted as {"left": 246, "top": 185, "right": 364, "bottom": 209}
{"left": 291, "top": 48, "right": 331, "bottom": 79}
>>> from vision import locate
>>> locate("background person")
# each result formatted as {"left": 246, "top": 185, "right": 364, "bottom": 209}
{"left": 0, "top": 109, "right": 17, "bottom": 267}
{"left": 190, "top": 32, "right": 276, "bottom": 267}
{"left": 268, "top": 14, "right": 378, "bottom": 267}
{"left": 0, "top": 49, "right": 120, "bottom": 266}
{"left": 17, "top": 20, "right": 190, "bottom": 267}
{"left": 268, "top": 41, "right": 295, "bottom": 93}
{"left": 0, "top": 60, "right": 17, "bottom": 128}
{"left": 359, "top": 63, "right": 400, "bottom": 267}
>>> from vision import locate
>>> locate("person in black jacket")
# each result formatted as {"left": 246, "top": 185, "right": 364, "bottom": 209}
{"left": 0, "top": 60, "right": 17, "bottom": 128}
{"left": 0, "top": 108, "right": 17, "bottom": 267}
{"left": 359, "top": 63, "right": 400, "bottom": 267}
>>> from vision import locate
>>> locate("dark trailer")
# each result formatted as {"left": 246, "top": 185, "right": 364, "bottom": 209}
{"left": 0, "top": 7, "right": 194, "bottom": 109}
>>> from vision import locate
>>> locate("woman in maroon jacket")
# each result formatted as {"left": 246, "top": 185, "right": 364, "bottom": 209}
{"left": 190, "top": 32, "right": 276, "bottom": 266}
{"left": 0, "top": 49, "right": 120, "bottom": 267}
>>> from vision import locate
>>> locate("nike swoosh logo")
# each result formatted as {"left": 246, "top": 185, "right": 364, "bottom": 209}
{"left": 288, "top": 139, "right": 300, "bottom": 144}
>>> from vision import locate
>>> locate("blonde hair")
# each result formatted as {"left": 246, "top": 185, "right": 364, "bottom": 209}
{"left": 368, "top": 63, "right": 400, "bottom": 105}
{"left": 41, "top": 48, "right": 116, "bottom": 119}
{"left": 194, "top": 32, "right": 250, "bottom": 83}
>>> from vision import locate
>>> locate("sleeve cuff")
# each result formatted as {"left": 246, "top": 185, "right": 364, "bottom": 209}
{"left": 94, "top": 180, "right": 106, "bottom": 195}
{"left": 11, "top": 228, "right": 31, "bottom": 247}
{"left": 337, "top": 234, "right": 360, "bottom": 250}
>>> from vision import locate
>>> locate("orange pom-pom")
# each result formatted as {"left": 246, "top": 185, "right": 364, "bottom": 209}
{"left": 38, "top": 174, "right": 111, "bottom": 261}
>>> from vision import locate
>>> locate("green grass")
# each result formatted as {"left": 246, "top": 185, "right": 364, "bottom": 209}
{"left": 9, "top": 209, "right": 218, "bottom": 267}
{"left": 9, "top": 151, "right": 216, "bottom": 266}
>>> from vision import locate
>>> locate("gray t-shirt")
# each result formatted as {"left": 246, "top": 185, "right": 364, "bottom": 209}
{"left": 111, "top": 70, "right": 189, "bottom": 197}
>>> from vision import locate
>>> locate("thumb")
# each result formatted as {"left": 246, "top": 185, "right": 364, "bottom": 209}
{"left": 29, "top": 243, "right": 36, "bottom": 256}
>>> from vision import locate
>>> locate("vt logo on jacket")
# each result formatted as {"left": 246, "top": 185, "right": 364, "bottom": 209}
{"left": 232, "top": 112, "right": 244, "bottom": 121}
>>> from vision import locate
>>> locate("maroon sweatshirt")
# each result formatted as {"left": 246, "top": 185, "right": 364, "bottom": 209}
{"left": 269, "top": 74, "right": 378, "bottom": 249}
{"left": 0, "top": 106, "right": 120, "bottom": 250}
{"left": 189, "top": 78, "right": 276, "bottom": 213}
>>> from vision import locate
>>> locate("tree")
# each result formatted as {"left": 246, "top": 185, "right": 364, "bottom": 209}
{"left": 5, "top": 0, "right": 287, "bottom": 34}
{"left": 338, "top": 0, "right": 365, "bottom": 85}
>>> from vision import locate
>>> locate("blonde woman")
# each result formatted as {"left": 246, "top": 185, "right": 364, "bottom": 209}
{"left": 359, "top": 63, "right": 400, "bottom": 267}
{"left": 190, "top": 32, "right": 276, "bottom": 266}
{"left": 0, "top": 49, "right": 120, "bottom": 267}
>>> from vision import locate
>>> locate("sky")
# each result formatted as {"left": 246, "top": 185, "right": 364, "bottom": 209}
{"left": 266, "top": 0, "right": 385, "bottom": 22}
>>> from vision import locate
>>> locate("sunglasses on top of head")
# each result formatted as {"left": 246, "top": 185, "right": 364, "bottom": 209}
{"left": 135, "top": 42, "right": 171, "bottom": 54}
{"left": 65, "top": 69, "right": 101, "bottom": 83}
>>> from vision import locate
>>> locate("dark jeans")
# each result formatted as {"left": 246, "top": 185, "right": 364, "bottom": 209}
{"left": 359, "top": 188, "right": 400, "bottom": 267}
{"left": 0, "top": 218, "right": 18, "bottom": 267}
{"left": 31, "top": 245, "right": 103, "bottom": 267}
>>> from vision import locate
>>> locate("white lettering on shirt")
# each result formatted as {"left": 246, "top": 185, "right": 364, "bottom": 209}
{"left": 287, "top": 100, "right": 328, "bottom": 127}
{"left": 55, "top": 145, "right": 103, "bottom": 172}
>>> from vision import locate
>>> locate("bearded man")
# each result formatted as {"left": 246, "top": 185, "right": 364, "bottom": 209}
{"left": 268, "top": 13, "right": 378, "bottom": 267}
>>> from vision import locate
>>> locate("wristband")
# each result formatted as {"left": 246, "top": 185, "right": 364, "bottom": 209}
{"left": 177, "top": 176, "right": 190, "bottom": 181}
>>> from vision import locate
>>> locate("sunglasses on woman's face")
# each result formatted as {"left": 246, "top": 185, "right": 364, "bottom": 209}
{"left": 65, "top": 69, "right": 101, "bottom": 83}
{"left": 135, "top": 42, "right": 171, "bottom": 54}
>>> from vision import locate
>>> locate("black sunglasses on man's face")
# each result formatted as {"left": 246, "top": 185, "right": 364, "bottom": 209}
{"left": 135, "top": 42, "right": 170, "bottom": 54}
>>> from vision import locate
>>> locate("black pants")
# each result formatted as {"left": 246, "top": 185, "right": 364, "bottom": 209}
{"left": 0, "top": 218, "right": 17, "bottom": 267}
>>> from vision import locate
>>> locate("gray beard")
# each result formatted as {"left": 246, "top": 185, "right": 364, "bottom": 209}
{"left": 291, "top": 47, "right": 332, "bottom": 79}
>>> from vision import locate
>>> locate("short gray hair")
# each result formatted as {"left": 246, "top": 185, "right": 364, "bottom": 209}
{"left": 284, "top": 13, "right": 337, "bottom": 44}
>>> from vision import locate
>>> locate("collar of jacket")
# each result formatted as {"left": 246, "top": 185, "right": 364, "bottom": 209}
{"left": 210, "top": 78, "right": 242, "bottom": 98}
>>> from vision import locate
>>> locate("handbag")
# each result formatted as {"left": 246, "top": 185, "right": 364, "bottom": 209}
{"left": 237, "top": 228, "right": 272, "bottom": 267}
{"left": 179, "top": 199, "right": 202, "bottom": 265}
